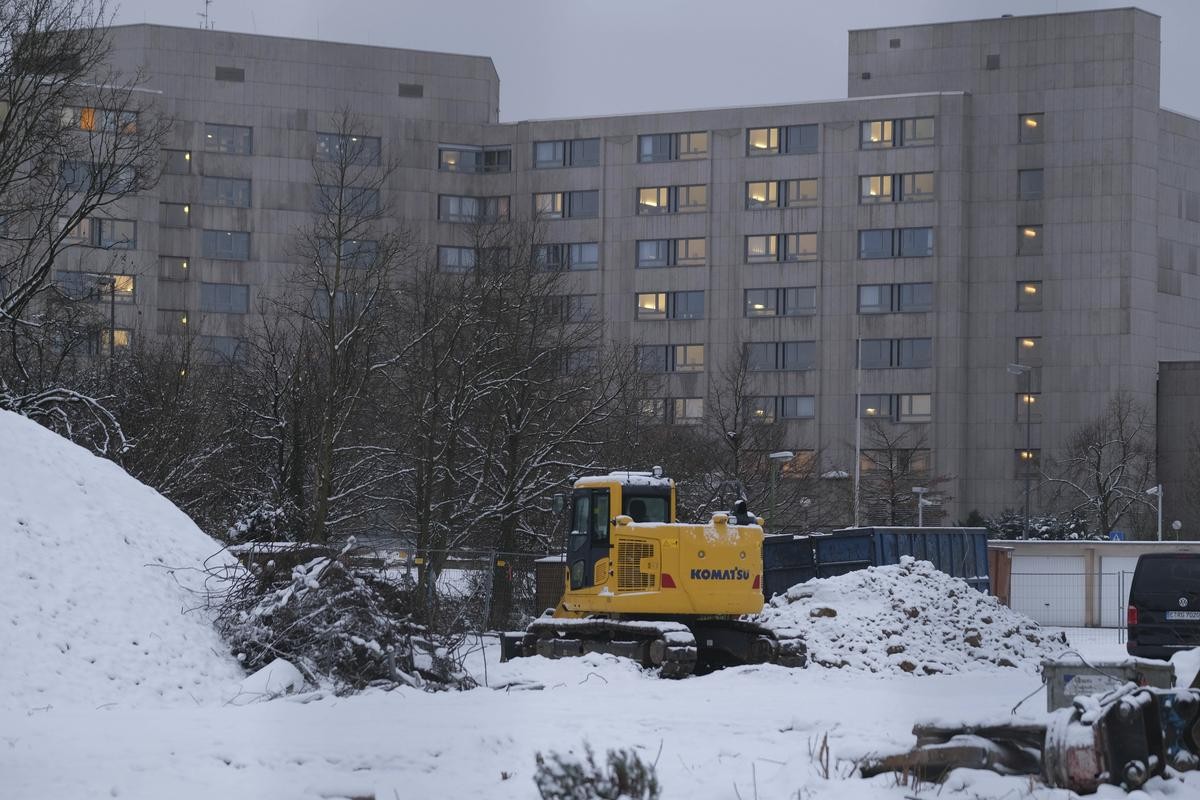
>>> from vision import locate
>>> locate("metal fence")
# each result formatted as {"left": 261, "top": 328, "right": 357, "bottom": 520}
{"left": 1009, "top": 570, "right": 1136, "bottom": 640}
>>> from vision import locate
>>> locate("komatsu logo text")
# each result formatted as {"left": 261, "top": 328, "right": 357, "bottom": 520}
{"left": 690, "top": 568, "right": 750, "bottom": 581}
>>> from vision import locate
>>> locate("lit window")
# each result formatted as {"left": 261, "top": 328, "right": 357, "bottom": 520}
{"left": 749, "top": 397, "right": 776, "bottom": 423}
{"left": 744, "top": 288, "right": 777, "bottom": 317}
{"left": 785, "top": 178, "right": 819, "bottom": 207}
{"left": 1015, "top": 393, "right": 1042, "bottom": 422}
{"left": 534, "top": 192, "right": 564, "bottom": 219}
{"left": 746, "top": 181, "right": 778, "bottom": 209}
{"left": 859, "top": 394, "right": 892, "bottom": 418}
{"left": 671, "top": 398, "right": 704, "bottom": 425}
{"left": 898, "top": 394, "right": 932, "bottom": 422}
{"left": 672, "top": 344, "right": 705, "bottom": 372}
{"left": 1017, "top": 281, "right": 1043, "bottom": 311}
{"left": 636, "top": 292, "right": 667, "bottom": 320}
{"left": 1019, "top": 113, "right": 1044, "bottom": 144}
{"left": 901, "top": 172, "right": 935, "bottom": 201}
{"left": 159, "top": 202, "right": 190, "bottom": 228}
{"left": 315, "top": 132, "right": 381, "bottom": 165}
{"left": 746, "top": 127, "right": 780, "bottom": 155}
{"left": 745, "top": 234, "right": 778, "bottom": 263}
{"left": 860, "top": 119, "right": 894, "bottom": 148}
{"left": 1015, "top": 449, "right": 1041, "bottom": 477}
{"left": 638, "top": 186, "right": 669, "bottom": 214}
{"left": 1018, "top": 225, "right": 1043, "bottom": 255}
{"left": 860, "top": 175, "right": 893, "bottom": 203}
{"left": 1016, "top": 336, "right": 1042, "bottom": 367}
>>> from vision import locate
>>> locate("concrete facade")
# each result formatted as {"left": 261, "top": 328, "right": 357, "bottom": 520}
{"left": 61, "top": 9, "right": 1200, "bottom": 523}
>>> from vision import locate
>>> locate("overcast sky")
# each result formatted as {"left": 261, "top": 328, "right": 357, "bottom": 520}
{"left": 113, "top": 0, "right": 1200, "bottom": 121}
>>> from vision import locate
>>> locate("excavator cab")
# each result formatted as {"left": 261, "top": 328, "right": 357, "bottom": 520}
{"left": 565, "top": 476, "right": 673, "bottom": 591}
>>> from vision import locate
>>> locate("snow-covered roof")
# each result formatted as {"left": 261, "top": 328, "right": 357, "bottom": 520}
{"left": 574, "top": 471, "right": 673, "bottom": 490}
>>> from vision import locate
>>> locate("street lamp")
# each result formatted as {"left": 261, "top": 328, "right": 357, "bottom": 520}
{"left": 1146, "top": 484, "right": 1163, "bottom": 542}
{"left": 767, "top": 450, "right": 795, "bottom": 531}
{"left": 912, "top": 486, "right": 929, "bottom": 527}
{"left": 1007, "top": 362, "right": 1034, "bottom": 539}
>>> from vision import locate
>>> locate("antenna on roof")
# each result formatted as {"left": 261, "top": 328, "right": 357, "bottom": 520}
{"left": 197, "top": 0, "right": 214, "bottom": 30}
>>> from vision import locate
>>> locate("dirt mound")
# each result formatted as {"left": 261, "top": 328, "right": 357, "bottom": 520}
{"left": 754, "top": 556, "right": 1066, "bottom": 674}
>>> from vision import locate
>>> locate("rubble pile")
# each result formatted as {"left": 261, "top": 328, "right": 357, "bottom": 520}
{"left": 755, "top": 556, "right": 1066, "bottom": 674}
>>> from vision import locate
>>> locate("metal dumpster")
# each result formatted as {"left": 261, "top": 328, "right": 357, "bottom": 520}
{"left": 762, "top": 534, "right": 816, "bottom": 600}
{"left": 761, "top": 527, "right": 992, "bottom": 599}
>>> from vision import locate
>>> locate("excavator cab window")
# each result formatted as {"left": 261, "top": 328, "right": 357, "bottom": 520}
{"left": 624, "top": 494, "right": 668, "bottom": 523}
{"left": 568, "top": 488, "right": 611, "bottom": 589}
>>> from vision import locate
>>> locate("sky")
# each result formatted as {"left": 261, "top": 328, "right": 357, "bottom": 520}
{"left": 112, "top": 0, "right": 1200, "bottom": 122}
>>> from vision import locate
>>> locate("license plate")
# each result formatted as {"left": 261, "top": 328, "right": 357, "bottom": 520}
{"left": 1165, "top": 611, "right": 1200, "bottom": 621}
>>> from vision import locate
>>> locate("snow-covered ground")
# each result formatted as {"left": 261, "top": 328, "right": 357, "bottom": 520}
{"left": 3, "top": 409, "right": 1198, "bottom": 799}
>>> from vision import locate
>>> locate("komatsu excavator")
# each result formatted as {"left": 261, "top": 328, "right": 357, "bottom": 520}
{"left": 501, "top": 470, "right": 806, "bottom": 677}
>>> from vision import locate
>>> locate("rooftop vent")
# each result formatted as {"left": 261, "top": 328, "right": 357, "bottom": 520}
{"left": 397, "top": 82, "right": 424, "bottom": 98}
{"left": 889, "top": 38, "right": 901, "bottom": 49}
{"left": 986, "top": 54, "right": 1001, "bottom": 70}
{"left": 861, "top": 71, "right": 871, "bottom": 80}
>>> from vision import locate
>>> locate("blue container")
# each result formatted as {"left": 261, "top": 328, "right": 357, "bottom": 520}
{"left": 761, "top": 527, "right": 991, "bottom": 599}
{"left": 762, "top": 534, "right": 816, "bottom": 600}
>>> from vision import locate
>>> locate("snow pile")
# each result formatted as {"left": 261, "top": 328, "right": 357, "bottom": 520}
{"left": 755, "top": 556, "right": 1066, "bottom": 675}
{"left": 0, "top": 410, "right": 243, "bottom": 712}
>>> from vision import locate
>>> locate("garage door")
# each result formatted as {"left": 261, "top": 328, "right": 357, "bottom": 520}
{"left": 1098, "top": 556, "right": 1140, "bottom": 628}
{"left": 1011, "top": 555, "right": 1086, "bottom": 626}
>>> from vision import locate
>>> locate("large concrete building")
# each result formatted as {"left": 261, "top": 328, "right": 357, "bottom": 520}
{"left": 64, "top": 7, "right": 1200, "bottom": 524}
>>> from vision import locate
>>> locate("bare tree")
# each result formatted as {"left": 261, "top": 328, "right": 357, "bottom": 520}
{"left": 283, "top": 110, "right": 412, "bottom": 544}
{"left": 696, "top": 347, "right": 822, "bottom": 531}
{"left": 1043, "top": 391, "right": 1155, "bottom": 537}
{"left": 0, "top": 0, "right": 168, "bottom": 447}
{"left": 856, "top": 419, "right": 952, "bottom": 526}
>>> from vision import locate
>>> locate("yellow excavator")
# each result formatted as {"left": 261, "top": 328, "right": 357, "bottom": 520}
{"left": 502, "top": 469, "right": 806, "bottom": 677}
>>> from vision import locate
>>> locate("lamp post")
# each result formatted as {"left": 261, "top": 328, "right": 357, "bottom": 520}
{"left": 1146, "top": 484, "right": 1163, "bottom": 542}
{"left": 768, "top": 450, "right": 795, "bottom": 531}
{"left": 912, "top": 484, "right": 931, "bottom": 527}
{"left": 1007, "top": 362, "right": 1033, "bottom": 539}
{"left": 912, "top": 486, "right": 929, "bottom": 527}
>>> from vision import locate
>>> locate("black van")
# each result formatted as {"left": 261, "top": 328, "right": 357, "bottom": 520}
{"left": 1127, "top": 553, "right": 1200, "bottom": 659}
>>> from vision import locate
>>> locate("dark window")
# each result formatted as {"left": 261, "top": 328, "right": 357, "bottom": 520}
{"left": 859, "top": 339, "right": 891, "bottom": 369}
{"left": 784, "top": 124, "right": 818, "bottom": 154}
{"left": 214, "top": 66, "right": 244, "bottom": 82}
{"left": 1019, "top": 169, "right": 1044, "bottom": 200}
{"left": 898, "top": 228, "right": 934, "bottom": 257}
{"left": 162, "top": 149, "right": 191, "bottom": 175}
{"left": 858, "top": 229, "right": 893, "bottom": 259}
{"left": 199, "top": 282, "right": 249, "bottom": 313}
{"left": 568, "top": 190, "right": 599, "bottom": 218}
{"left": 783, "top": 287, "right": 816, "bottom": 315}
{"left": 202, "top": 229, "right": 249, "bottom": 260}
{"left": 637, "top": 346, "right": 667, "bottom": 372}
{"left": 438, "top": 246, "right": 475, "bottom": 272}
{"left": 638, "top": 134, "right": 672, "bottom": 163}
{"left": 858, "top": 284, "right": 889, "bottom": 313}
{"left": 781, "top": 341, "right": 816, "bottom": 370}
{"left": 897, "top": 282, "right": 933, "bottom": 312}
{"left": 670, "top": 291, "right": 705, "bottom": 320}
{"left": 637, "top": 239, "right": 669, "bottom": 268}
{"left": 570, "top": 138, "right": 600, "bottom": 166}
{"left": 746, "top": 343, "right": 776, "bottom": 371}
{"left": 159, "top": 256, "right": 190, "bottom": 281}
{"left": 159, "top": 202, "right": 190, "bottom": 228}
{"left": 316, "top": 133, "right": 381, "bottom": 165}
{"left": 204, "top": 123, "right": 252, "bottom": 155}
{"left": 397, "top": 83, "right": 424, "bottom": 98}
{"left": 781, "top": 396, "right": 815, "bottom": 419}
{"left": 897, "top": 338, "right": 932, "bottom": 368}
{"left": 202, "top": 176, "right": 251, "bottom": 208}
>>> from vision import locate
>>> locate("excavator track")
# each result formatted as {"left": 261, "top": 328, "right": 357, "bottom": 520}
{"left": 516, "top": 616, "right": 806, "bottom": 677}
{"left": 522, "top": 617, "right": 698, "bottom": 679}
